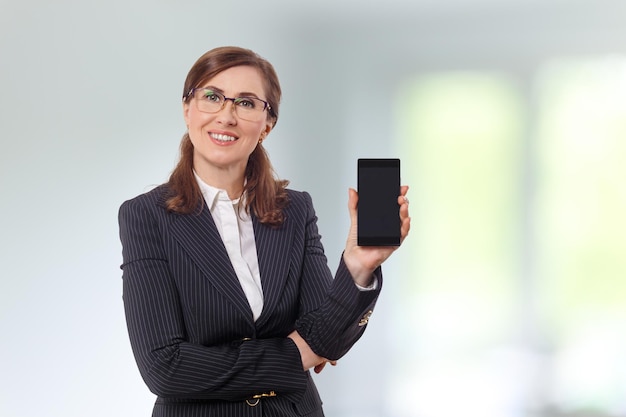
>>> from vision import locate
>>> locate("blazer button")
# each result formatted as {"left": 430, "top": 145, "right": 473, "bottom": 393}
{"left": 358, "top": 310, "right": 373, "bottom": 327}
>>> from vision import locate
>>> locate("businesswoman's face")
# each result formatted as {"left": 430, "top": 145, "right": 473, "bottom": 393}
{"left": 183, "top": 65, "right": 273, "bottom": 178}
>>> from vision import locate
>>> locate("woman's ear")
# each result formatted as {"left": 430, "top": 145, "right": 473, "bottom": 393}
{"left": 183, "top": 102, "right": 190, "bottom": 128}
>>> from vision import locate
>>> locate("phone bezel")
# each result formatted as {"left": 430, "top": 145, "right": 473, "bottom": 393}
{"left": 357, "top": 158, "right": 401, "bottom": 246}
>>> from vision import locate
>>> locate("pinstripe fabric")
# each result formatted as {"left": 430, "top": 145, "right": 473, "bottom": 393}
{"left": 119, "top": 184, "right": 383, "bottom": 416}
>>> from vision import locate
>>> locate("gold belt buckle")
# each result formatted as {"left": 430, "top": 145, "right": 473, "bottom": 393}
{"left": 246, "top": 391, "right": 277, "bottom": 406}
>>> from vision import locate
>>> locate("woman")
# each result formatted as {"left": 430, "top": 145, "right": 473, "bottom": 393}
{"left": 119, "top": 46, "right": 410, "bottom": 417}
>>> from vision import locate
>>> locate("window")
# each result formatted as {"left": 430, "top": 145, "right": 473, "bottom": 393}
{"left": 391, "top": 56, "right": 626, "bottom": 417}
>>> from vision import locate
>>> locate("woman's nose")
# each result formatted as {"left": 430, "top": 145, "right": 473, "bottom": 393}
{"left": 215, "top": 100, "right": 237, "bottom": 124}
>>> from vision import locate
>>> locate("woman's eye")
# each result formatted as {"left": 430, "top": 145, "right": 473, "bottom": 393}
{"left": 206, "top": 94, "right": 221, "bottom": 102}
{"left": 236, "top": 98, "right": 256, "bottom": 109}
{"left": 201, "top": 91, "right": 221, "bottom": 102}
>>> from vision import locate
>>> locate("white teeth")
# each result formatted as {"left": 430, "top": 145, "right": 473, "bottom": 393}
{"left": 210, "top": 133, "right": 237, "bottom": 142}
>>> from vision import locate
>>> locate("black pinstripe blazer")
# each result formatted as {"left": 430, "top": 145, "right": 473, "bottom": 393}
{"left": 119, "top": 184, "right": 383, "bottom": 417}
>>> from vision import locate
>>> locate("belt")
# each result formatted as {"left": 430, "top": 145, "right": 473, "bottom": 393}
{"left": 246, "top": 391, "right": 277, "bottom": 407}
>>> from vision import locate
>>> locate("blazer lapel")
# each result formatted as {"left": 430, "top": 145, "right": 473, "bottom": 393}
{"left": 168, "top": 205, "right": 255, "bottom": 325}
{"left": 253, "top": 215, "right": 293, "bottom": 329}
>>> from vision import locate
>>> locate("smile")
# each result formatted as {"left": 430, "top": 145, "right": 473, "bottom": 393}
{"left": 210, "top": 133, "right": 238, "bottom": 142}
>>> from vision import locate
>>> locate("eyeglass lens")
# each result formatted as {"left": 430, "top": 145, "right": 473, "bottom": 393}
{"left": 194, "top": 89, "right": 267, "bottom": 121}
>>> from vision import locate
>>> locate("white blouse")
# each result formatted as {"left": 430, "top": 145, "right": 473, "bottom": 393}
{"left": 195, "top": 173, "right": 264, "bottom": 321}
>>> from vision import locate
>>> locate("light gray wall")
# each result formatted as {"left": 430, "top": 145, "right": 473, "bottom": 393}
{"left": 1, "top": 0, "right": 623, "bottom": 416}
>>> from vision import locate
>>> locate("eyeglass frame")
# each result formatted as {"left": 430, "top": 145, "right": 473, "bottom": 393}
{"left": 184, "top": 87, "right": 273, "bottom": 121}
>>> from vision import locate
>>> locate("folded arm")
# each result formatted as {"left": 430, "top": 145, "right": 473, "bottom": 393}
{"left": 119, "top": 198, "right": 307, "bottom": 400}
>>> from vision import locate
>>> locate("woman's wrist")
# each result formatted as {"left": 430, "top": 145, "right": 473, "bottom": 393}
{"left": 342, "top": 252, "right": 375, "bottom": 287}
{"left": 288, "top": 330, "right": 325, "bottom": 371}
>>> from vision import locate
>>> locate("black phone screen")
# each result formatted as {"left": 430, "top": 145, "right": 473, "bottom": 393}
{"left": 357, "top": 158, "right": 401, "bottom": 246}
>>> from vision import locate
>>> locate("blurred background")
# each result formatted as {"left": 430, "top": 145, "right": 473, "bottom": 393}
{"left": 1, "top": 0, "right": 624, "bottom": 416}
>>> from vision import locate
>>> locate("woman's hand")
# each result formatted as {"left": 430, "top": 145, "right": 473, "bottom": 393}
{"left": 313, "top": 359, "right": 337, "bottom": 374}
{"left": 288, "top": 330, "right": 336, "bottom": 373}
{"left": 343, "top": 185, "right": 411, "bottom": 287}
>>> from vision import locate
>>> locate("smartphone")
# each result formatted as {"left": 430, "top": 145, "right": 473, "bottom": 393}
{"left": 357, "top": 158, "right": 401, "bottom": 246}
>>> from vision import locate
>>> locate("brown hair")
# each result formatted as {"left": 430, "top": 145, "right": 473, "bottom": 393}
{"left": 165, "top": 46, "right": 289, "bottom": 226}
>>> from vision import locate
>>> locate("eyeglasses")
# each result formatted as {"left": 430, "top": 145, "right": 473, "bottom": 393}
{"left": 186, "top": 88, "right": 271, "bottom": 122}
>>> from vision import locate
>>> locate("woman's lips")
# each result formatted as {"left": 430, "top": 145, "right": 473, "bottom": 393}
{"left": 209, "top": 132, "right": 238, "bottom": 142}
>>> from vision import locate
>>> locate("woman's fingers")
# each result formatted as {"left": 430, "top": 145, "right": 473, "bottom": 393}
{"left": 313, "top": 360, "right": 338, "bottom": 374}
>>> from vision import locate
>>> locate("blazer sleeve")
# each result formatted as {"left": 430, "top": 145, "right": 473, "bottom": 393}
{"left": 294, "top": 191, "right": 383, "bottom": 361}
{"left": 119, "top": 195, "right": 308, "bottom": 401}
